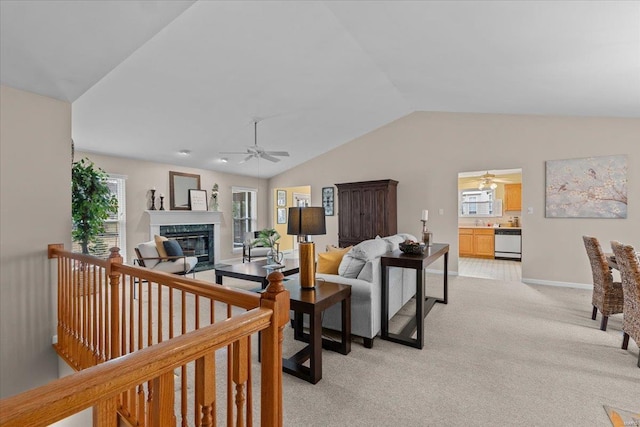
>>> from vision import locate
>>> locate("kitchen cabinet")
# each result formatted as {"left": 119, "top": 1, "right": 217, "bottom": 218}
{"left": 504, "top": 184, "right": 522, "bottom": 211}
{"left": 459, "top": 228, "right": 474, "bottom": 256}
{"left": 336, "top": 179, "right": 398, "bottom": 247}
{"left": 459, "top": 228, "right": 495, "bottom": 259}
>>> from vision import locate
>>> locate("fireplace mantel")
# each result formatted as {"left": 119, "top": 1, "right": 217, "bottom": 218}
{"left": 146, "top": 210, "right": 223, "bottom": 264}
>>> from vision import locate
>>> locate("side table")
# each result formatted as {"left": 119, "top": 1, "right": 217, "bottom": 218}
{"left": 283, "top": 280, "right": 351, "bottom": 384}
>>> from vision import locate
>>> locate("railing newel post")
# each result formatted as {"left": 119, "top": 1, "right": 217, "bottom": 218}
{"left": 259, "top": 271, "right": 289, "bottom": 427}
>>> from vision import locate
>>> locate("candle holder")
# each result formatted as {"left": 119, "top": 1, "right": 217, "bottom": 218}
{"left": 149, "top": 189, "right": 156, "bottom": 210}
{"left": 421, "top": 220, "right": 432, "bottom": 246}
{"left": 159, "top": 195, "right": 165, "bottom": 211}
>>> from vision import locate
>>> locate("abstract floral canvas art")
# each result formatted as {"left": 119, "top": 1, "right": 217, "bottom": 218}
{"left": 545, "top": 154, "right": 627, "bottom": 218}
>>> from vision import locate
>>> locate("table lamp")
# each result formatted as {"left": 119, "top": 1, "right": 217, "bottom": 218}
{"left": 288, "top": 207, "right": 326, "bottom": 289}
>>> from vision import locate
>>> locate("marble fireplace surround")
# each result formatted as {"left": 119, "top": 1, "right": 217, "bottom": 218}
{"left": 146, "top": 210, "right": 222, "bottom": 265}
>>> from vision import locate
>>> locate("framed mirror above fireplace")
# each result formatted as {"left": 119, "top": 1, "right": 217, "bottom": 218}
{"left": 170, "top": 171, "right": 200, "bottom": 210}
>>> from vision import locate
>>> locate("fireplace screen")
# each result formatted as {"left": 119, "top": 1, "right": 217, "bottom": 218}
{"left": 160, "top": 224, "right": 214, "bottom": 271}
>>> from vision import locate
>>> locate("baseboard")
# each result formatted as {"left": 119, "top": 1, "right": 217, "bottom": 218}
{"left": 522, "top": 277, "right": 592, "bottom": 290}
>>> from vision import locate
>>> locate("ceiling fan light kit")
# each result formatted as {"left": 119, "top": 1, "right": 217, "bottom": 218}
{"left": 220, "top": 120, "right": 290, "bottom": 163}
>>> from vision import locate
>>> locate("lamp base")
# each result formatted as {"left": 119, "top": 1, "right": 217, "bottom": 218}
{"left": 299, "top": 241, "right": 316, "bottom": 289}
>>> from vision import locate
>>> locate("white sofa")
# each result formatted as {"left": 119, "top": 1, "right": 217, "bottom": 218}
{"left": 315, "top": 233, "right": 418, "bottom": 348}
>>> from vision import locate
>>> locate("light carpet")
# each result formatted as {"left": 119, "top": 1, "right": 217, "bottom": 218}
{"left": 195, "top": 270, "right": 640, "bottom": 426}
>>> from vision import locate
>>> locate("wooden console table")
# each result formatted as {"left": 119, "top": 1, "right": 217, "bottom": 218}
{"left": 380, "top": 243, "right": 449, "bottom": 349}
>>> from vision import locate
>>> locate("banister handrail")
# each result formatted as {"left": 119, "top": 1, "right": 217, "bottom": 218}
{"left": 38, "top": 244, "right": 289, "bottom": 426}
{"left": 0, "top": 307, "right": 272, "bottom": 427}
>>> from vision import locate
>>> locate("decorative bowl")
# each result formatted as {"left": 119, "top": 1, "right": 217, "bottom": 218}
{"left": 399, "top": 242, "right": 425, "bottom": 255}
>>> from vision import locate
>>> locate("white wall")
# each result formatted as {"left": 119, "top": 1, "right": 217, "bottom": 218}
{"left": 0, "top": 85, "right": 72, "bottom": 397}
{"left": 269, "top": 112, "right": 640, "bottom": 286}
{"left": 73, "top": 152, "right": 270, "bottom": 264}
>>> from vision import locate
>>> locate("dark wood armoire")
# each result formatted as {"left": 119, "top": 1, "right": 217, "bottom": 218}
{"left": 335, "top": 179, "right": 398, "bottom": 247}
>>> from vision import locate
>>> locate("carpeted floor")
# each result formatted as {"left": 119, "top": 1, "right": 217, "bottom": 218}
{"left": 197, "top": 269, "right": 639, "bottom": 426}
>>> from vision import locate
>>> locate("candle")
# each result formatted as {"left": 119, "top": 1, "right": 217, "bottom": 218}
{"left": 160, "top": 193, "right": 164, "bottom": 198}
{"left": 151, "top": 186, "right": 156, "bottom": 191}
{"left": 421, "top": 210, "right": 429, "bottom": 221}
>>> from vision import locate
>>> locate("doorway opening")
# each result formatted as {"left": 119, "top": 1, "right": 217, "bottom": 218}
{"left": 457, "top": 168, "right": 523, "bottom": 282}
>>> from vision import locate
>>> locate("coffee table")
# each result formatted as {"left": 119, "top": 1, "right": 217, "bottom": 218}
{"left": 281, "top": 279, "right": 351, "bottom": 384}
{"left": 214, "top": 258, "right": 299, "bottom": 289}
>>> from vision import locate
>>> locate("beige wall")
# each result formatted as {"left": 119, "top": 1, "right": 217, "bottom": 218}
{"left": 0, "top": 85, "right": 72, "bottom": 397}
{"left": 74, "top": 152, "right": 270, "bottom": 264}
{"left": 270, "top": 112, "right": 640, "bottom": 286}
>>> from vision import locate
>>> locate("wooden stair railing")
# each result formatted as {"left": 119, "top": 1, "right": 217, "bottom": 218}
{"left": 0, "top": 244, "right": 290, "bottom": 426}
{"left": 0, "top": 304, "right": 283, "bottom": 427}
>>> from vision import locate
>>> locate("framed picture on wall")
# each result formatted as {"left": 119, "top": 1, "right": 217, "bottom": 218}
{"left": 322, "top": 187, "right": 334, "bottom": 216}
{"left": 189, "top": 189, "right": 208, "bottom": 211}
{"left": 277, "top": 190, "right": 286, "bottom": 206}
{"left": 277, "top": 207, "right": 287, "bottom": 224}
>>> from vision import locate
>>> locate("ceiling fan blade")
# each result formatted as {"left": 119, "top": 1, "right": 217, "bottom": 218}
{"left": 260, "top": 153, "right": 281, "bottom": 162}
{"left": 239, "top": 155, "right": 254, "bottom": 164}
{"left": 264, "top": 151, "right": 289, "bottom": 157}
{"left": 219, "top": 151, "right": 248, "bottom": 155}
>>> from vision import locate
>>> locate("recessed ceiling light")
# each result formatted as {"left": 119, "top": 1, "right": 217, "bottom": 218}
{"left": 220, "top": 157, "right": 228, "bottom": 163}
{"left": 178, "top": 149, "right": 191, "bottom": 156}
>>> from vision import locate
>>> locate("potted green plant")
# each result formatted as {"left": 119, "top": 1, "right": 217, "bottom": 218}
{"left": 254, "top": 228, "right": 282, "bottom": 264}
{"left": 72, "top": 158, "right": 118, "bottom": 255}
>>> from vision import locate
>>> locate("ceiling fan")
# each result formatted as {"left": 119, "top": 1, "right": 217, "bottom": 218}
{"left": 477, "top": 171, "right": 510, "bottom": 190}
{"left": 220, "top": 120, "right": 290, "bottom": 163}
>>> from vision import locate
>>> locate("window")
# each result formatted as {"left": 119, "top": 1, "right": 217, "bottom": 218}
{"left": 72, "top": 175, "right": 127, "bottom": 260}
{"left": 459, "top": 189, "right": 499, "bottom": 217}
{"left": 232, "top": 187, "right": 257, "bottom": 250}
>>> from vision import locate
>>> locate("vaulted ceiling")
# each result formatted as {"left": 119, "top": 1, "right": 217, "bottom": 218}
{"left": 2, "top": 1, "right": 639, "bottom": 177}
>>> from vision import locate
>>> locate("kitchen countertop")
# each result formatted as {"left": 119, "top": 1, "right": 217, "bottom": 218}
{"left": 459, "top": 226, "right": 522, "bottom": 230}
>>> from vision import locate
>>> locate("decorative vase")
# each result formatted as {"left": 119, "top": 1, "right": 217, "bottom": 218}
{"left": 267, "top": 244, "right": 283, "bottom": 265}
{"left": 210, "top": 194, "right": 219, "bottom": 211}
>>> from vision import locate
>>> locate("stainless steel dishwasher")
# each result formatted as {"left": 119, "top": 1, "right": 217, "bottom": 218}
{"left": 494, "top": 228, "right": 522, "bottom": 260}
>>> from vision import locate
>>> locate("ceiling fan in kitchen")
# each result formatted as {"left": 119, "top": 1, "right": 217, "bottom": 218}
{"left": 220, "top": 120, "right": 290, "bottom": 163}
{"left": 477, "top": 171, "right": 510, "bottom": 190}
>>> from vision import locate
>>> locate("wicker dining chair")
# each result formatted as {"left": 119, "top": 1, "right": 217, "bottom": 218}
{"left": 610, "top": 241, "right": 640, "bottom": 368}
{"left": 582, "top": 236, "right": 624, "bottom": 331}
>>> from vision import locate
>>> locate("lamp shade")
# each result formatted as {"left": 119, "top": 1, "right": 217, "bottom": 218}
{"left": 287, "top": 207, "right": 326, "bottom": 236}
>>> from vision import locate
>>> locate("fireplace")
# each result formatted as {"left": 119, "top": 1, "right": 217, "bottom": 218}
{"left": 146, "top": 211, "right": 222, "bottom": 272}
{"left": 160, "top": 224, "right": 214, "bottom": 269}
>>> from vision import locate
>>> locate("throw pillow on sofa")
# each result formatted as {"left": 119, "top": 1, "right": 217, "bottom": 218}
{"left": 380, "top": 234, "right": 404, "bottom": 252}
{"left": 163, "top": 240, "right": 184, "bottom": 257}
{"left": 338, "top": 252, "right": 366, "bottom": 278}
{"left": 154, "top": 235, "right": 168, "bottom": 259}
{"left": 317, "top": 246, "right": 350, "bottom": 274}
{"left": 351, "top": 238, "right": 389, "bottom": 261}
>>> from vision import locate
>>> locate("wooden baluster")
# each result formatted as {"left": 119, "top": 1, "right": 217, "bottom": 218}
{"left": 137, "top": 274, "right": 145, "bottom": 425}
{"left": 260, "top": 271, "right": 289, "bottom": 427}
{"left": 92, "top": 267, "right": 99, "bottom": 364}
{"left": 169, "top": 287, "right": 174, "bottom": 339}
{"left": 157, "top": 283, "right": 163, "bottom": 343}
{"left": 226, "top": 304, "right": 233, "bottom": 427}
{"left": 107, "top": 247, "right": 122, "bottom": 360}
{"left": 151, "top": 372, "right": 176, "bottom": 427}
{"left": 233, "top": 337, "right": 249, "bottom": 427}
{"left": 181, "top": 291, "right": 188, "bottom": 427}
{"left": 196, "top": 353, "right": 216, "bottom": 427}
{"left": 246, "top": 337, "right": 253, "bottom": 427}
